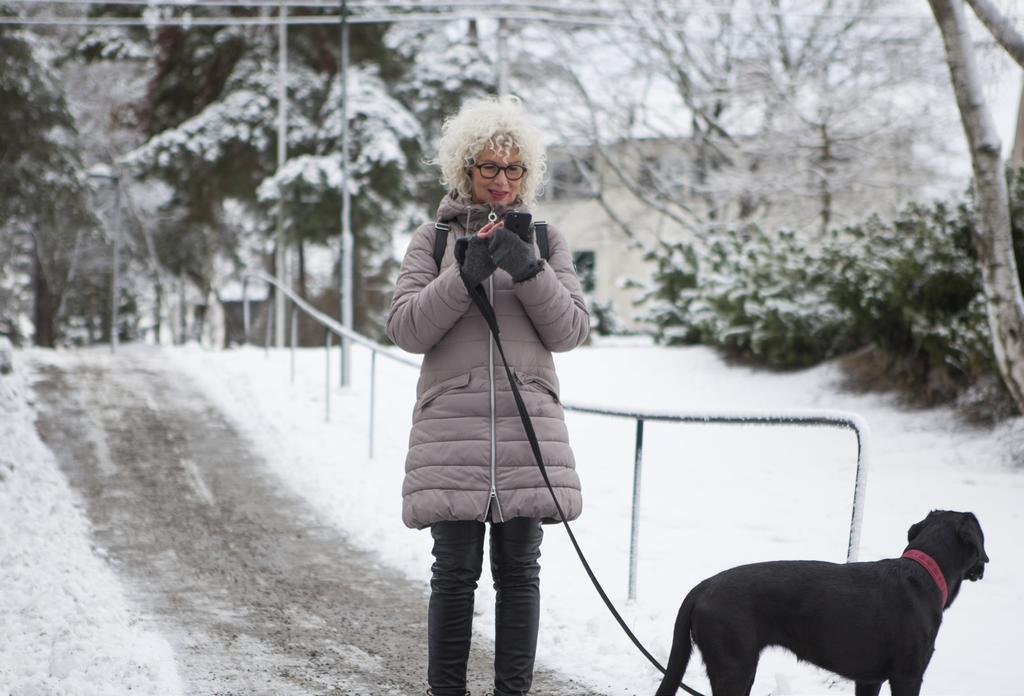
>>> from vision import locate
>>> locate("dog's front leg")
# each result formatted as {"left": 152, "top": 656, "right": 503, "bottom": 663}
{"left": 854, "top": 682, "right": 883, "bottom": 696}
{"left": 887, "top": 678, "right": 924, "bottom": 696}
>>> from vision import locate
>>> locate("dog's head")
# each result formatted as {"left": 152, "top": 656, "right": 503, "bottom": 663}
{"left": 907, "top": 510, "right": 989, "bottom": 585}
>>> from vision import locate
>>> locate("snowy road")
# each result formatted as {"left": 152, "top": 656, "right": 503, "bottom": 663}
{"left": 30, "top": 351, "right": 599, "bottom": 696}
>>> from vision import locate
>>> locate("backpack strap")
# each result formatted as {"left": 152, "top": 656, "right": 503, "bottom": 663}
{"left": 534, "top": 221, "right": 550, "bottom": 260}
{"left": 432, "top": 221, "right": 450, "bottom": 272}
{"left": 433, "top": 219, "right": 549, "bottom": 271}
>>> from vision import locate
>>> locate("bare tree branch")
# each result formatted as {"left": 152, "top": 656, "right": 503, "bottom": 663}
{"left": 594, "top": 190, "right": 640, "bottom": 242}
{"left": 555, "top": 56, "right": 701, "bottom": 231}
{"left": 965, "top": 0, "right": 1024, "bottom": 68}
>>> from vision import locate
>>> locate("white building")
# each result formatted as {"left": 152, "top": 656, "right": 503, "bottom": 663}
{"left": 536, "top": 134, "right": 944, "bottom": 332}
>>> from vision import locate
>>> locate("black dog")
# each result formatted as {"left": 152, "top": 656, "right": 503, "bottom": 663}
{"left": 655, "top": 510, "right": 988, "bottom": 696}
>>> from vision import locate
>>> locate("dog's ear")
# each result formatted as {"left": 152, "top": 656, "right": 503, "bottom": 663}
{"left": 958, "top": 513, "right": 989, "bottom": 561}
{"left": 907, "top": 518, "right": 928, "bottom": 544}
{"left": 958, "top": 513, "right": 989, "bottom": 580}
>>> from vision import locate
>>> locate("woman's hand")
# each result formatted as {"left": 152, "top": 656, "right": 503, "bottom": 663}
{"left": 488, "top": 227, "right": 544, "bottom": 282}
{"left": 454, "top": 234, "right": 497, "bottom": 288}
{"left": 477, "top": 220, "right": 503, "bottom": 240}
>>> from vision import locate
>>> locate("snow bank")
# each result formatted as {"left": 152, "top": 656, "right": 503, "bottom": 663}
{"left": 0, "top": 353, "right": 183, "bottom": 696}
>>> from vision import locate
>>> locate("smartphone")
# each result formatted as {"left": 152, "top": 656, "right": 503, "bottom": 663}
{"left": 503, "top": 211, "right": 533, "bottom": 237}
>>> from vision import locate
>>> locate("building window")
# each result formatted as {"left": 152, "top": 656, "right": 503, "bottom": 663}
{"left": 573, "top": 250, "right": 596, "bottom": 293}
{"left": 637, "top": 155, "right": 660, "bottom": 190}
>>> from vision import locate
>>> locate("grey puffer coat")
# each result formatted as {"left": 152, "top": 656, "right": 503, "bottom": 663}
{"left": 386, "top": 193, "right": 590, "bottom": 529}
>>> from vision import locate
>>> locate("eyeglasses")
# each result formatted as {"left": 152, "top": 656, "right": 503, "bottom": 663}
{"left": 471, "top": 162, "right": 527, "bottom": 181}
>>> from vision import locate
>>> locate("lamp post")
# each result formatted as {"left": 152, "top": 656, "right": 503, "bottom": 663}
{"left": 338, "top": 0, "right": 352, "bottom": 387}
{"left": 275, "top": 0, "right": 289, "bottom": 349}
{"left": 87, "top": 165, "right": 121, "bottom": 354}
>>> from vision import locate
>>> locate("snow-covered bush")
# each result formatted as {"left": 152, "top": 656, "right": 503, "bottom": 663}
{"left": 634, "top": 227, "right": 851, "bottom": 367}
{"left": 690, "top": 226, "right": 851, "bottom": 367}
{"left": 628, "top": 238, "right": 701, "bottom": 345}
{"left": 583, "top": 294, "right": 629, "bottom": 338}
{"left": 633, "top": 182, "right": 1024, "bottom": 410}
{"left": 823, "top": 201, "right": 993, "bottom": 391}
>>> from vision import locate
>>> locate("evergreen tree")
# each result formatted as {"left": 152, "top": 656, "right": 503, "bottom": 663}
{"left": 118, "top": 7, "right": 423, "bottom": 338}
{"left": 0, "top": 17, "right": 99, "bottom": 347}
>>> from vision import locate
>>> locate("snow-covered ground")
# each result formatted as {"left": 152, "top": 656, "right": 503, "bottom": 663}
{"left": 0, "top": 358, "right": 184, "bottom": 695}
{"left": 165, "top": 338, "right": 1022, "bottom": 696}
{"left": 5, "top": 340, "right": 1021, "bottom": 695}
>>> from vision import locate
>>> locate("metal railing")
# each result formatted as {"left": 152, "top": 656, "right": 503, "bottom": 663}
{"left": 242, "top": 271, "right": 418, "bottom": 458}
{"left": 241, "top": 270, "right": 870, "bottom": 600}
{"left": 563, "top": 404, "right": 870, "bottom": 601}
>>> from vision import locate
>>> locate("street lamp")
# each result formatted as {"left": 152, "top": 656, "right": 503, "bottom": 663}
{"left": 86, "top": 164, "right": 121, "bottom": 354}
{"left": 339, "top": 0, "right": 353, "bottom": 387}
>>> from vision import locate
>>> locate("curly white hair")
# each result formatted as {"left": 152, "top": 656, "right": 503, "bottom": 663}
{"left": 434, "top": 95, "right": 547, "bottom": 208}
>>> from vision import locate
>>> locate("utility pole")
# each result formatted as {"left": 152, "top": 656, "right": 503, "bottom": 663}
{"left": 112, "top": 178, "right": 121, "bottom": 353}
{"left": 275, "top": 0, "right": 288, "bottom": 348}
{"left": 339, "top": 0, "right": 353, "bottom": 386}
{"left": 497, "top": 17, "right": 509, "bottom": 96}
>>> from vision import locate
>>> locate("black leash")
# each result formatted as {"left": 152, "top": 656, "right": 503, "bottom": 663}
{"left": 464, "top": 280, "right": 705, "bottom": 696}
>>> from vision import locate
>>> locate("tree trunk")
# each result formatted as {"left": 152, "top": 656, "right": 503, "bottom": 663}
{"left": 930, "top": 0, "right": 1024, "bottom": 415}
{"left": 965, "top": 0, "right": 1024, "bottom": 64}
{"left": 298, "top": 240, "right": 307, "bottom": 299}
{"left": 154, "top": 279, "right": 163, "bottom": 344}
{"left": 178, "top": 277, "right": 187, "bottom": 344}
{"left": 32, "top": 241, "right": 56, "bottom": 348}
{"left": 818, "top": 121, "right": 835, "bottom": 235}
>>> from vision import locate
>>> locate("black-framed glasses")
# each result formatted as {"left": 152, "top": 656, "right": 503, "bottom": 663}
{"left": 471, "top": 162, "right": 527, "bottom": 181}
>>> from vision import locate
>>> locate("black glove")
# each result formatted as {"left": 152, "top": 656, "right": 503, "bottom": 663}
{"left": 488, "top": 226, "right": 544, "bottom": 282}
{"left": 454, "top": 235, "right": 497, "bottom": 288}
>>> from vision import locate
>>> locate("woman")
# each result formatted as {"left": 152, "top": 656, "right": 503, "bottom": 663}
{"left": 386, "top": 95, "right": 590, "bottom": 696}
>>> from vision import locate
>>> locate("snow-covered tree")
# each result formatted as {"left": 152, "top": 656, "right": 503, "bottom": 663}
{"left": 118, "top": 10, "right": 423, "bottom": 338}
{"left": 385, "top": 20, "right": 495, "bottom": 146}
{"left": 0, "top": 18, "right": 100, "bottom": 347}
{"left": 254, "top": 64, "right": 423, "bottom": 333}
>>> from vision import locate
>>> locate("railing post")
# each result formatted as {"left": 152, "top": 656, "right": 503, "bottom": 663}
{"left": 369, "top": 349, "right": 377, "bottom": 459}
{"left": 263, "top": 282, "right": 273, "bottom": 357}
{"left": 242, "top": 277, "right": 250, "bottom": 345}
{"left": 846, "top": 423, "right": 869, "bottom": 562}
{"left": 342, "top": 335, "right": 350, "bottom": 388}
{"left": 628, "top": 417, "right": 645, "bottom": 602}
{"left": 290, "top": 303, "right": 298, "bottom": 384}
{"left": 325, "top": 329, "right": 332, "bottom": 422}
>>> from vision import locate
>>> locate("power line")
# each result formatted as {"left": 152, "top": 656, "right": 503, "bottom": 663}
{"left": 11, "top": 0, "right": 605, "bottom": 11}
{"left": 0, "top": 8, "right": 959, "bottom": 32}
{"left": 4, "top": 12, "right": 612, "bottom": 28}
{"left": 5, "top": 12, "right": 1008, "bottom": 53}
{"left": 0, "top": 14, "right": 960, "bottom": 41}
{"left": 8, "top": 0, "right": 1006, "bottom": 23}
{"left": 17, "top": 0, "right": 577, "bottom": 8}
{"left": 5, "top": 0, "right": 1018, "bottom": 41}
{"left": 4, "top": 1, "right": 630, "bottom": 27}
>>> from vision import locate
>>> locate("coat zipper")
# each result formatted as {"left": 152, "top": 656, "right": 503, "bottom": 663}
{"left": 486, "top": 272, "right": 503, "bottom": 522}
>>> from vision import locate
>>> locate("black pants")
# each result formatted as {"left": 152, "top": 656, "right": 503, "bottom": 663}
{"left": 428, "top": 517, "right": 543, "bottom": 696}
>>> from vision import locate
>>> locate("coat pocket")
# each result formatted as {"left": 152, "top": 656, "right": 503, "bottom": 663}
{"left": 415, "top": 371, "right": 472, "bottom": 415}
{"left": 513, "top": 370, "right": 560, "bottom": 404}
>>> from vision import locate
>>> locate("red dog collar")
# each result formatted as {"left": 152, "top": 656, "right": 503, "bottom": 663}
{"left": 902, "top": 550, "right": 949, "bottom": 607}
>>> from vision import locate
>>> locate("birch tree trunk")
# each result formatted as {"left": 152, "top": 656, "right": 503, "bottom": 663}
{"left": 929, "top": 0, "right": 1024, "bottom": 415}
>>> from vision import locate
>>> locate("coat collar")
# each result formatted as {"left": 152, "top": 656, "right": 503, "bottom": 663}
{"left": 435, "top": 191, "right": 531, "bottom": 235}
